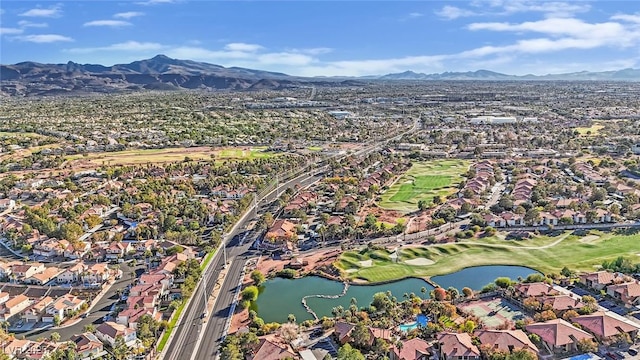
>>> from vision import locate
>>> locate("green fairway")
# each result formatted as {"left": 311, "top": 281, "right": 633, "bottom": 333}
{"left": 216, "top": 147, "right": 274, "bottom": 159}
{"left": 335, "top": 231, "right": 640, "bottom": 283}
{"left": 379, "top": 160, "right": 468, "bottom": 212}
{"left": 574, "top": 124, "right": 604, "bottom": 136}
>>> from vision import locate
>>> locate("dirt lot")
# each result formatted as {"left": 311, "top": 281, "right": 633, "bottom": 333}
{"left": 406, "top": 212, "right": 432, "bottom": 233}
{"left": 358, "top": 205, "right": 406, "bottom": 227}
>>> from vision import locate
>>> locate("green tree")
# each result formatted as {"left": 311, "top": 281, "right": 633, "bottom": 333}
{"left": 50, "top": 332, "right": 61, "bottom": 342}
{"left": 351, "top": 322, "right": 371, "bottom": 349}
{"left": 250, "top": 270, "right": 265, "bottom": 286}
{"left": 241, "top": 286, "right": 259, "bottom": 302}
{"left": 494, "top": 277, "right": 513, "bottom": 289}
{"left": 337, "top": 343, "right": 365, "bottom": 360}
{"left": 83, "top": 324, "right": 96, "bottom": 333}
{"left": 112, "top": 335, "right": 131, "bottom": 360}
{"left": 577, "top": 338, "right": 598, "bottom": 353}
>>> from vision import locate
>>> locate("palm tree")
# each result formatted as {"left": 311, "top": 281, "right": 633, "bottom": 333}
{"left": 50, "top": 332, "right": 61, "bottom": 342}
{"left": 84, "top": 324, "right": 96, "bottom": 333}
{"left": 112, "top": 335, "right": 131, "bottom": 360}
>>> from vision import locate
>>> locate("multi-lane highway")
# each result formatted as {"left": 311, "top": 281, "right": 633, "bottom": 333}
{"left": 163, "top": 173, "right": 322, "bottom": 360}
{"left": 163, "top": 119, "right": 419, "bottom": 360}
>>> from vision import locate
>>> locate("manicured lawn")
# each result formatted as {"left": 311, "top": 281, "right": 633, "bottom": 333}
{"left": 216, "top": 147, "right": 275, "bottom": 160}
{"left": 574, "top": 124, "right": 605, "bottom": 136}
{"left": 336, "top": 231, "right": 640, "bottom": 283}
{"left": 379, "top": 160, "right": 469, "bottom": 213}
{"left": 157, "top": 298, "right": 186, "bottom": 352}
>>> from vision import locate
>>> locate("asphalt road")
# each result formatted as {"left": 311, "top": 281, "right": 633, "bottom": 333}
{"left": 25, "top": 262, "right": 143, "bottom": 341}
{"left": 166, "top": 120, "right": 419, "bottom": 360}
{"left": 164, "top": 173, "right": 322, "bottom": 360}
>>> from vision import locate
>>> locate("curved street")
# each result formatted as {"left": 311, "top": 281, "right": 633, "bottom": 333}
{"left": 23, "top": 262, "right": 144, "bottom": 341}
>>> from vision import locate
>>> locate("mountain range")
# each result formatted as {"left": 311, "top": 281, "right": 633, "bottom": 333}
{"left": 377, "top": 68, "right": 640, "bottom": 81}
{"left": 2, "top": 54, "right": 640, "bottom": 96}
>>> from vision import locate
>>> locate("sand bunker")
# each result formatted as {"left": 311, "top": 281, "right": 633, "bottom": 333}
{"left": 404, "top": 258, "right": 435, "bottom": 266}
{"left": 358, "top": 260, "right": 373, "bottom": 267}
{"left": 579, "top": 235, "right": 600, "bottom": 243}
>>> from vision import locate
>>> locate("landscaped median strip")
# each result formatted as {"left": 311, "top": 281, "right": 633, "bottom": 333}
{"left": 157, "top": 247, "right": 218, "bottom": 352}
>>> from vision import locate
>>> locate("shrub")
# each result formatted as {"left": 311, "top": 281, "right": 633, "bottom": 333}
{"left": 241, "top": 286, "right": 259, "bottom": 302}
{"left": 276, "top": 269, "right": 297, "bottom": 278}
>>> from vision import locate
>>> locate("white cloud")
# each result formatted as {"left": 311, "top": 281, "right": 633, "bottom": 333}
{"left": 497, "top": 0, "right": 591, "bottom": 17}
{"left": 15, "top": 34, "right": 73, "bottom": 43}
{"left": 437, "top": 1, "right": 590, "bottom": 20}
{"left": 167, "top": 46, "right": 255, "bottom": 60}
{"left": 408, "top": 12, "right": 423, "bottom": 18}
{"left": 67, "top": 41, "right": 165, "bottom": 54}
{"left": 84, "top": 20, "right": 132, "bottom": 27}
{"left": 611, "top": 13, "right": 640, "bottom": 24}
{"left": 289, "top": 47, "right": 333, "bottom": 55}
{"left": 18, "top": 20, "right": 48, "bottom": 28}
{"left": 257, "top": 53, "right": 314, "bottom": 66}
{"left": 310, "top": 55, "right": 447, "bottom": 77}
{"left": 114, "top": 11, "right": 145, "bottom": 19}
{"left": 223, "top": 43, "right": 263, "bottom": 52}
{"left": 19, "top": 6, "right": 62, "bottom": 18}
{"left": 135, "top": 0, "right": 175, "bottom": 5}
{"left": 0, "top": 27, "right": 24, "bottom": 35}
{"left": 468, "top": 18, "right": 640, "bottom": 48}
{"left": 435, "top": 5, "right": 478, "bottom": 20}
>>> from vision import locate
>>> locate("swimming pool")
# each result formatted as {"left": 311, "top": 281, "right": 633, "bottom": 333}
{"left": 398, "top": 314, "right": 429, "bottom": 332}
{"left": 563, "top": 353, "right": 601, "bottom": 360}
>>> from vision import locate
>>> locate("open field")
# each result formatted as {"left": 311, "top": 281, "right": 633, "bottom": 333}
{"left": 379, "top": 160, "right": 468, "bottom": 212}
{"left": 0, "top": 131, "right": 44, "bottom": 138}
{"left": 63, "top": 146, "right": 277, "bottom": 167}
{"left": 335, "top": 231, "right": 640, "bottom": 282}
{"left": 574, "top": 124, "right": 605, "bottom": 136}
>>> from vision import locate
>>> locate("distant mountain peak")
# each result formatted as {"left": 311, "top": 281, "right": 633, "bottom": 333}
{"left": 151, "top": 54, "right": 171, "bottom": 61}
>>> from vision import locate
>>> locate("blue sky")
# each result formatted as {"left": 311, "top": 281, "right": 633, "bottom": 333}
{"left": 1, "top": 1, "right": 640, "bottom": 76}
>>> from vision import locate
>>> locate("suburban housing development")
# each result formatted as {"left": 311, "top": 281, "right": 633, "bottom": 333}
{"left": 0, "top": 58, "right": 640, "bottom": 360}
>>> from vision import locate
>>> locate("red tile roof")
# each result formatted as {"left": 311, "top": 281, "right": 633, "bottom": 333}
{"left": 476, "top": 329, "right": 539, "bottom": 354}
{"left": 437, "top": 332, "right": 480, "bottom": 358}
{"left": 526, "top": 319, "right": 593, "bottom": 347}
{"left": 250, "top": 338, "right": 296, "bottom": 360}
{"left": 571, "top": 311, "right": 640, "bottom": 338}
{"left": 392, "top": 338, "right": 430, "bottom": 360}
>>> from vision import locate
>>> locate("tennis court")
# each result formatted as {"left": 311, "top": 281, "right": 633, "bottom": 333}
{"left": 459, "top": 297, "right": 526, "bottom": 328}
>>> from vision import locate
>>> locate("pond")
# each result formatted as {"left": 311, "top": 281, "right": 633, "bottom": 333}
{"left": 431, "top": 265, "right": 539, "bottom": 291}
{"left": 253, "top": 276, "right": 434, "bottom": 323}
{"left": 254, "top": 265, "right": 540, "bottom": 323}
